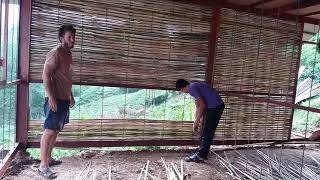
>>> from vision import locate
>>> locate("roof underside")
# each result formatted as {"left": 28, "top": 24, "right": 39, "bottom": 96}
{"left": 184, "top": 0, "right": 320, "bottom": 25}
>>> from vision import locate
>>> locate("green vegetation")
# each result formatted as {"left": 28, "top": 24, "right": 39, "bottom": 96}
{"left": 29, "top": 84, "right": 195, "bottom": 121}
{"left": 292, "top": 33, "right": 320, "bottom": 133}
{"left": 293, "top": 97, "right": 320, "bottom": 133}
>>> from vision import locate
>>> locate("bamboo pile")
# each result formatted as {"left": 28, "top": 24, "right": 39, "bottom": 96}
{"left": 214, "top": 149, "right": 320, "bottom": 180}
{"left": 138, "top": 158, "right": 184, "bottom": 180}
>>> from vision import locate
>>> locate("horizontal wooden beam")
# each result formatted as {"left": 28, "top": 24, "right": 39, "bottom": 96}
{"left": 0, "top": 79, "right": 21, "bottom": 89}
{"left": 27, "top": 139, "right": 299, "bottom": 148}
{"left": 175, "top": 0, "right": 217, "bottom": 6}
{"left": 264, "top": 0, "right": 320, "bottom": 16}
{"left": 28, "top": 81, "right": 297, "bottom": 97}
{"left": 226, "top": 92, "right": 320, "bottom": 114}
{"left": 303, "top": 31, "right": 317, "bottom": 36}
{"left": 30, "top": 79, "right": 178, "bottom": 91}
{"left": 221, "top": 91, "right": 294, "bottom": 97}
{"left": 249, "top": 0, "right": 275, "bottom": 9}
{"left": 280, "top": 14, "right": 320, "bottom": 25}
{"left": 302, "top": 10, "right": 320, "bottom": 17}
{"left": 302, "top": 41, "right": 319, "bottom": 45}
{"left": 28, "top": 140, "right": 198, "bottom": 148}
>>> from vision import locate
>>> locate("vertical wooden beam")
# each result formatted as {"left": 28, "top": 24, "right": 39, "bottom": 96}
{"left": 0, "top": 0, "right": 2, "bottom": 66}
{"left": 288, "top": 23, "right": 304, "bottom": 140}
{"left": 206, "top": 5, "right": 221, "bottom": 86}
{"left": 2, "top": 0, "right": 9, "bottom": 81}
{"left": 16, "top": 0, "right": 31, "bottom": 145}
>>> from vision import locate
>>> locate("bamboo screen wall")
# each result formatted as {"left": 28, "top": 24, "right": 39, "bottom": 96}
{"left": 29, "top": 0, "right": 211, "bottom": 88}
{"left": 214, "top": 9, "right": 302, "bottom": 141}
{"left": 28, "top": 0, "right": 302, "bottom": 144}
{"left": 29, "top": 0, "right": 211, "bottom": 143}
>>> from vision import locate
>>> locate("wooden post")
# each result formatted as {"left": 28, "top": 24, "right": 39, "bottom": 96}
{"left": 16, "top": 0, "right": 31, "bottom": 145}
{"left": 206, "top": 5, "right": 221, "bottom": 86}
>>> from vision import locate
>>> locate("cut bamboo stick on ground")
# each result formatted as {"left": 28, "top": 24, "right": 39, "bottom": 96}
{"left": 108, "top": 166, "right": 112, "bottom": 180}
{"left": 161, "top": 157, "right": 184, "bottom": 180}
{"left": 138, "top": 160, "right": 159, "bottom": 180}
{"left": 138, "top": 164, "right": 145, "bottom": 180}
{"left": 76, "top": 160, "right": 98, "bottom": 180}
{"left": 213, "top": 149, "right": 320, "bottom": 180}
{"left": 144, "top": 160, "right": 150, "bottom": 180}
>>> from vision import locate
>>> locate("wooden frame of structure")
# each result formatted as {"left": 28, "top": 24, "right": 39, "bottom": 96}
{"left": 16, "top": 0, "right": 320, "bottom": 147}
{"left": 0, "top": 0, "right": 319, "bottom": 176}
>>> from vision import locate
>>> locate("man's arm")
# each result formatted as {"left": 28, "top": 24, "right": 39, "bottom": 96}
{"left": 42, "top": 52, "right": 57, "bottom": 112}
{"left": 193, "top": 96, "right": 206, "bottom": 134}
{"left": 69, "top": 91, "right": 75, "bottom": 108}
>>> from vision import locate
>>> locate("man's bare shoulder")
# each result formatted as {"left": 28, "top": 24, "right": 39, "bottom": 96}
{"left": 47, "top": 45, "right": 61, "bottom": 55}
{"left": 45, "top": 45, "right": 61, "bottom": 65}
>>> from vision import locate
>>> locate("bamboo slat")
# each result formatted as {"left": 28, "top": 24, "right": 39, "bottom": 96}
{"left": 29, "top": 0, "right": 211, "bottom": 89}
{"left": 28, "top": 117, "right": 289, "bottom": 142}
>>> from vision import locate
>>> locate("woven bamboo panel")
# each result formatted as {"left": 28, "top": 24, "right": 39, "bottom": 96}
{"left": 212, "top": 9, "right": 302, "bottom": 141}
{"left": 28, "top": 93, "right": 290, "bottom": 142}
{"left": 28, "top": 2, "right": 302, "bottom": 144}
{"left": 29, "top": 0, "right": 211, "bottom": 89}
{"left": 217, "top": 94, "right": 292, "bottom": 141}
{"left": 28, "top": 119, "right": 195, "bottom": 141}
{"left": 214, "top": 8, "right": 301, "bottom": 95}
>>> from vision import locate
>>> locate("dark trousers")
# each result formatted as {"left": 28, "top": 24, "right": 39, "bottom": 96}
{"left": 197, "top": 103, "right": 225, "bottom": 158}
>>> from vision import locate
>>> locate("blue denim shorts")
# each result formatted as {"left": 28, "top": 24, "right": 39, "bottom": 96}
{"left": 43, "top": 98, "right": 70, "bottom": 130}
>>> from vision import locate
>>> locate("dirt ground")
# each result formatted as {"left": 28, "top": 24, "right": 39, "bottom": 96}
{"left": 3, "top": 148, "right": 229, "bottom": 180}
{"left": 3, "top": 146, "right": 320, "bottom": 180}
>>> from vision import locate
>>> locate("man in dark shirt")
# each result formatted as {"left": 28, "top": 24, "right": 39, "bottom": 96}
{"left": 176, "top": 79, "right": 225, "bottom": 163}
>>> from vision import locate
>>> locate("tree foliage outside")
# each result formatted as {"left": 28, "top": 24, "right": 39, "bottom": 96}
{"left": 292, "top": 32, "right": 320, "bottom": 133}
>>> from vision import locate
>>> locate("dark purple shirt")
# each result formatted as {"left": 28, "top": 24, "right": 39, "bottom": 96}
{"left": 189, "top": 82, "right": 223, "bottom": 108}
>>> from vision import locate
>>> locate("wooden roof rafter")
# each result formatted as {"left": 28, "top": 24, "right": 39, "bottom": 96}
{"left": 302, "top": 10, "right": 320, "bottom": 17}
{"left": 177, "top": 0, "right": 320, "bottom": 25}
{"left": 262, "top": 0, "right": 320, "bottom": 16}
{"left": 249, "top": 0, "right": 275, "bottom": 9}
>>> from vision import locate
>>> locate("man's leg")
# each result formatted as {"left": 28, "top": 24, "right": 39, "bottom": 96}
{"left": 47, "top": 130, "right": 59, "bottom": 165}
{"left": 197, "top": 104, "right": 225, "bottom": 158}
{"left": 40, "top": 129, "right": 57, "bottom": 169}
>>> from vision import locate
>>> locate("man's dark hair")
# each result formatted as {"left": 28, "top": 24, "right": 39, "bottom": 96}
{"left": 58, "top": 24, "right": 76, "bottom": 42}
{"left": 176, "top": 79, "right": 189, "bottom": 91}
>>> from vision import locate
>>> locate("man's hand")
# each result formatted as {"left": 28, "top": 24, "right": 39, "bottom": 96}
{"left": 193, "top": 120, "right": 203, "bottom": 135}
{"left": 193, "top": 117, "right": 204, "bottom": 136}
{"left": 48, "top": 98, "right": 57, "bottom": 112}
{"left": 193, "top": 122, "right": 199, "bottom": 135}
{"left": 70, "top": 96, "right": 75, "bottom": 108}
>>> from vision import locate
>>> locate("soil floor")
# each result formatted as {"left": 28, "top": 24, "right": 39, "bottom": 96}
{"left": 3, "top": 146, "right": 320, "bottom": 180}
